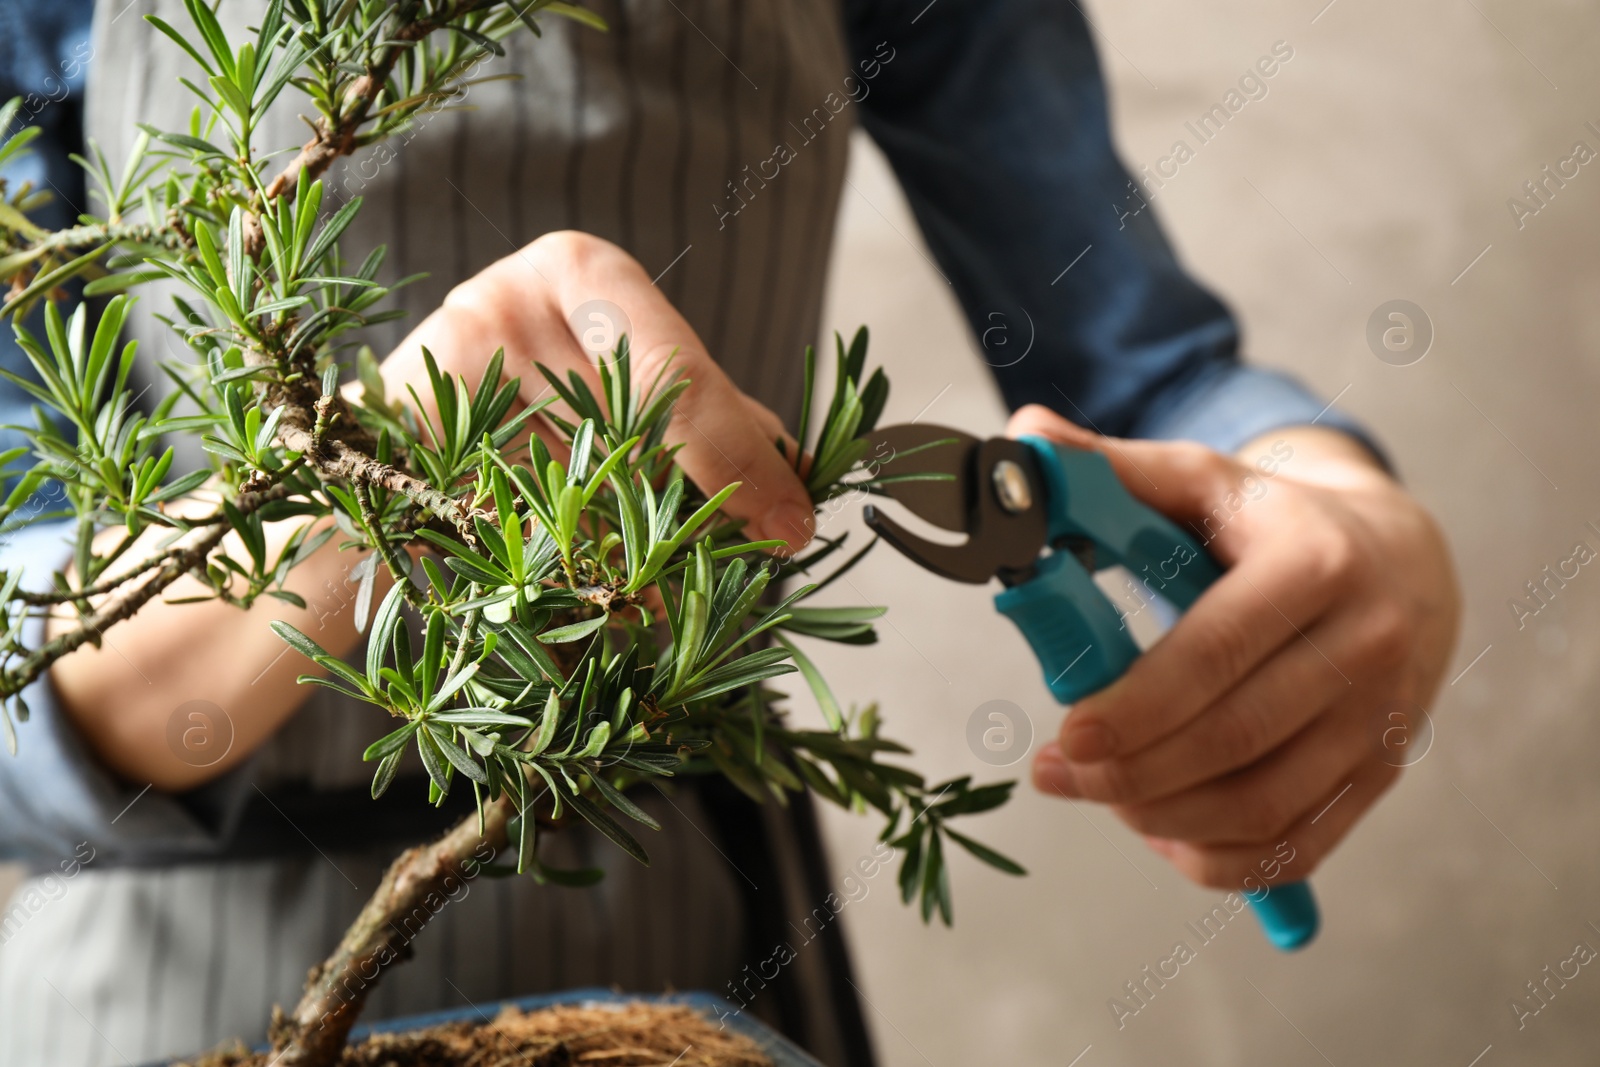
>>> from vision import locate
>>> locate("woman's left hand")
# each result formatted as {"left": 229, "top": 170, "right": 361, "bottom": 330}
{"left": 1012, "top": 405, "right": 1461, "bottom": 889}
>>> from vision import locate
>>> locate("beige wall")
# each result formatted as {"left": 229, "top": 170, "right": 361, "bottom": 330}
{"left": 808, "top": 1, "right": 1600, "bottom": 1064}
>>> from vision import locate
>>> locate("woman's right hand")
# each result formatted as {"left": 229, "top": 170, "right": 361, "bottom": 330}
{"left": 385, "top": 231, "right": 817, "bottom": 550}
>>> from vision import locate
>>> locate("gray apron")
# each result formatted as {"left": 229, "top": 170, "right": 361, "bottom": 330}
{"left": 0, "top": 3, "right": 870, "bottom": 1064}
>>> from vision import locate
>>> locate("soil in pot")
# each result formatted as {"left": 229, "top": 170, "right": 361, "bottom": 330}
{"left": 176, "top": 1001, "right": 774, "bottom": 1067}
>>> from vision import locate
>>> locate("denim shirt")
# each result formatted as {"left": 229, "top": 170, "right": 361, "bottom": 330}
{"left": 843, "top": 0, "right": 1373, "bottom": 451}
{"left": 0, "top": 0, "right": 1375, "bottom": 863}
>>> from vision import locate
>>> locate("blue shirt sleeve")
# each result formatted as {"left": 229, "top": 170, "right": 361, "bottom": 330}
{"left": 0, "top": 520, "right": 256, "bottom": 865}
{"left": 841, "top": 0, "right": 1381, "bottom": 458}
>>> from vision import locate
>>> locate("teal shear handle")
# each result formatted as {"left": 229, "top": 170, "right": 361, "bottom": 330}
{"left": 995, "top": 436, "right": 1320, "bottom": 952}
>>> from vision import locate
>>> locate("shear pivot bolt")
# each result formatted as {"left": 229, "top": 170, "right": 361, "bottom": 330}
{"left": 991, "top": 459, "right": 1032, "bottom": 513}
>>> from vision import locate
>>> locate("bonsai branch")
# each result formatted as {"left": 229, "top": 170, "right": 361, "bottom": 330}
{"left": 270, "top": 795, "right": 514, "bottom": 1067}
{"left": 352, "top": 482, "right": 427, "bottom": 609}
{"left": 0, "top": 220, "right": 189, "bottom": 277}
{"left": 263, "top": 0, "right": 498, "bottom": 203}
{"left": 278, "top": 422, "right": 474, "bottom": 543}
{"left": 11, "top": 551, "right": 172, "bottom": 606}
{"left": 1, "top": 482, "right": 292, "bottom": 697}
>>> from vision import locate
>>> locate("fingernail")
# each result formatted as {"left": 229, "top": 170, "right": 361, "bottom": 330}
{"left": 1063, "top": 718, "right": 1116, "bottom": 762}
{"left": 1142, "top": 836, "right": 1176, "bottom": 858}
{"left": 761, "top": 504, "right": 814, "bottom": 553}
{"left": 1033, "top": 744, "right": 1080, "bottom": 798}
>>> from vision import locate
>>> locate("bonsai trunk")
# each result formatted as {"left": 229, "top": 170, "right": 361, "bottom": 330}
{"left": 268, "top": 795, "right": 515, "bottom": 1066}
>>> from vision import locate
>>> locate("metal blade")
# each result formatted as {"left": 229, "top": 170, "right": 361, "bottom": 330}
{"left": 861, "top": 422, "right": 978, "bottom": 532}
{"left": 862, "top": 503, "right": 994, "bottom": 583}
{"left": 862, "top": 436, "right": 1050, "bottom": 587}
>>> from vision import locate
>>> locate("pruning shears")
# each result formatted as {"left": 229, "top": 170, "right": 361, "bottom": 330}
{"left": 861, "top": 423, "right": 1320, "bottom": 952}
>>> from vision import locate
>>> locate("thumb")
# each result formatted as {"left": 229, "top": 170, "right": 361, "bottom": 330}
{"left": 514, "top": 233, "right": 817, "bottom": 553}
{"left": 1005, "top": 404, "right": 1240, "bottom": 525}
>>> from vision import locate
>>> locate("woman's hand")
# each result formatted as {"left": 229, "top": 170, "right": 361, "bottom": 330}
{"left": 384, "top": 231, "right": 816, "bottom": 550}
{"left": 1013, "top": 405, "right": 1460, "bottom": 890}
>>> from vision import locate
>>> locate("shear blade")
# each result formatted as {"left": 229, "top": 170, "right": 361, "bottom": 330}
{"left": 862, "top": 427, "right": 1049, "bottom": 586}
{"left": 863, "top": 502, "right": 995, "bottom": 583}
{"left": 861, "top": 422, "right": 978, "bottom": 532}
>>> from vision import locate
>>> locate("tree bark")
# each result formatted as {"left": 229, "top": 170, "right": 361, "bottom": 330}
{"left": 269, "top": 795, "right": 515, "bottom": 1066}
{"left": 276, "top": 423, "right": 474, "bottom": 541}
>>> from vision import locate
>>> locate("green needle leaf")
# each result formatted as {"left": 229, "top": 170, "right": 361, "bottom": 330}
{"left": 775, "top": 635, "right": 842, "bottom": 730}
{"left": 568, "top": 793, "right": 649, "bottom": 866}
{"left": 944, "top": 827, "right": 1027, "bottom": 877}
{"left": 537, "top": 615, "right": 608, "bottom": 644}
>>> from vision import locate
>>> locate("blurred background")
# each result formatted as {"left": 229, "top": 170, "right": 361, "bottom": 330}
{"left": 6, "top": 0, "right": 1600, "bottom": 1064}
{"left": 799, "top": 0, "right": 1600, "bottom": 1064}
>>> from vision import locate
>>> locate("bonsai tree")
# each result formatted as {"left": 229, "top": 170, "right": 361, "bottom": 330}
{"left": 0, "top": 2, "right": 1023, "bottom": 1063}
